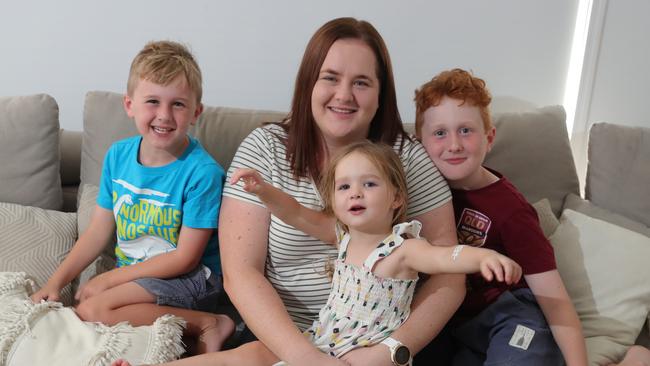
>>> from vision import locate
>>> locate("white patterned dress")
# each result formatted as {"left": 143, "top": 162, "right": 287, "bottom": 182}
{"left": 304, "top": 221, "right": 422, "bottom": 358}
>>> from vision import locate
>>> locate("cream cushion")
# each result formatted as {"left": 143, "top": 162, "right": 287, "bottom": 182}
{"left": 0, "top": 272, "right": 185, "bottom": 366}
{"left": 550, "top": 209, "right": 650, "bottom": 365}
{"left": 0, "top": 94, "right": 63, "bottom": 210}
{"left": 563, "top": 193, "right": 650, "bottom": 238}
{"left": 0, "top": 202, "right": 76, "bottom": 306}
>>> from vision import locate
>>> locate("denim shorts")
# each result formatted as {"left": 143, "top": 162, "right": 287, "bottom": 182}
{"left": 134, "top": 266, "right": 222, "bottom": 311}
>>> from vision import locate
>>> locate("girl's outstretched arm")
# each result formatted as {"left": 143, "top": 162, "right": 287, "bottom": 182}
{"left": 230, "top": 168, "right": 336, "bottom": 244}
{"left": 403, "top": 239, "right": 522, "bottom": 285}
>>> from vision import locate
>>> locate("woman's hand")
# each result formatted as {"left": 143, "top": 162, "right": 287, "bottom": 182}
{"left": 341, "top": 344, "right": 392, "bottom": 366}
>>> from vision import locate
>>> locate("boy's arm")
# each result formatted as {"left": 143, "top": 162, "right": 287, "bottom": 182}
{"left": 526, "top": 270, "right": 588, "bottom": 366}
{"left": 230, "top": 168, "right": 336, "bottom": 244}
{"left": 76, "top": 225, "right": 211, "bottom": 301}
{"left": 31, "top": 205, "right": 116, "bottom": 303}
{"left": 403, "top": 240, "right": 522, "bottom": 285}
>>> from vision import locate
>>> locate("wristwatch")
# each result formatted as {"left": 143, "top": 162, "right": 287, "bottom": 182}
{"left": 381, "top": 337, "right": 412, "bottom": 366}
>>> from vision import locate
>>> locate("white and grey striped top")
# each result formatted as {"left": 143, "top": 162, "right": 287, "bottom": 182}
{"left": 223, "top": 124, "right": 451, "bottom": 330}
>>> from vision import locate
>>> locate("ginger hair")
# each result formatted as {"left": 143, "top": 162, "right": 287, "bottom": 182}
{"left": 414, "top": 68, "right": 492, "bottom": 138}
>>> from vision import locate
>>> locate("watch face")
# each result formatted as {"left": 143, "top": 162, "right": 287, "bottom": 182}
{"left": 394, "top": 345, "right": 410, "bottom": 365}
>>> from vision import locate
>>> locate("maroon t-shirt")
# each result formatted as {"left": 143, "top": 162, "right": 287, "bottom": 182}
{"left": 452, "top": 168, "right": 556, "bottom": 317}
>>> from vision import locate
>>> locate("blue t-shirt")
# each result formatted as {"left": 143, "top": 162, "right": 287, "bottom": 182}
{"left": 97, "top": 135, "right": 225, "bottom": 275}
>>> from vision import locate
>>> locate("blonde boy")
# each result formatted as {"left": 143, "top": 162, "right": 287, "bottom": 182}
{"left": 413, "top": 68, "right": 588, "bottom": 365}
{"left": 32, "top": 41, "right": 234, "bottom": 353}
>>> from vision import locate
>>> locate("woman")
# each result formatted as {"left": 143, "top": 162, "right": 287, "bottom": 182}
{"left": 219, "top": 17, "right": 465, "bottom": 365}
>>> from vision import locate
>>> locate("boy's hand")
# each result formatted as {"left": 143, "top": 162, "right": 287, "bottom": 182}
{"left": 229, "top": 168, "right": 267, "bottom": 194}
{"left": 30, "top": 282, "right": 62, "bottom": 303}
{"left": 75, "top": 271, "right": 112, "bottom": 302}
{"left": 479, "top": 251, "right": 522, "bottom": 285}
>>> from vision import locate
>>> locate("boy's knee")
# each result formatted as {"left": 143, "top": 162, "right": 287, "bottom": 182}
{"left": 75, "top": 298, "right": 106, "bottom": 322}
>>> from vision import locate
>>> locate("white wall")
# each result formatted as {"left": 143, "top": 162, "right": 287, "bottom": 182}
{"left": 570, "top": 0, "right": 650, "bottom": 185}
{"left": 587, "top": 1, "right": 650, "bottom": 129}
{"left": 1, "top": 0, "right": 578, "bottom": 131}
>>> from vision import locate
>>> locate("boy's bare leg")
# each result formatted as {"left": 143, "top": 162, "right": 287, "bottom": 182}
{"left": 76, "top": 282, "right": 235, "bottom": 353}
{"left": 111, "top": 340, "right": 280, "bottom": 366}
{"left": 610, "top": 346, "right": 650, "bottom": 366}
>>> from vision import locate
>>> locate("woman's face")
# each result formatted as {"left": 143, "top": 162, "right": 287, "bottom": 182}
{"left": 311, "top": 38, "right": 380, "bottom": 149}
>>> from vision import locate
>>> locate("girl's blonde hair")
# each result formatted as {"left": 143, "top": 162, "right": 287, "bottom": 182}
{"left": 319, "top": 141, "right": 408, "bottom": 229}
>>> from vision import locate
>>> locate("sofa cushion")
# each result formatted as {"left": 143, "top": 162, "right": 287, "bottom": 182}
{"left": 0, "top": 272, "right": 185, "bottom": 366}
{"left": 81, "top": 91, "right": 286, "bottom": 186}
{"left": 0, "top": 94, "right": 63, "bottom": 210}
{"left": 0, "top": 202, "right": 77, "bottom": 305}
{"left": 483, "top": 106, "right": 579, "bottom": 216}
{"left": 192, "top": 106, "right": 286, "bottom": 170}
{"left": 81, "top": 91, "right": 137, "bottom": 186}
{"left": 585, "top": 122, "right": 650, "bottom": 227}
{"left": 564, "top": 193, "right": 650, "bottom": 238}
{"left": 550, "top": 209, "right": 650, "bottom": 365}
{"left": 532, "top": 198, "right": 559, "bottom": 237}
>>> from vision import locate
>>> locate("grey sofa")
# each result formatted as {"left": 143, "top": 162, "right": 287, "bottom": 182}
{"left": 1, "top": 92, "right": 649, "bottom": 365}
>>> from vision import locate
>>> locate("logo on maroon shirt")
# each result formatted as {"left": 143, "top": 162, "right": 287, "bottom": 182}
{"left": 457, "top": 208, "right": 491, "bottom": 247}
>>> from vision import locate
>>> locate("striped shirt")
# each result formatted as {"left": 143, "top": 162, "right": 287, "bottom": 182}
{"left": 223, "top": 124, "right": 451, "bottom": 330}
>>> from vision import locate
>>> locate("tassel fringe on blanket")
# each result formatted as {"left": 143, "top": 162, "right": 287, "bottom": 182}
{"left": 0, "top": 272, "right": 186, "bottom": 366}
{"left": 87, "top": 315, "right": 186, "bottom": 366}
{"left": 0, "top": 272, "right": 59, "bottom": 365}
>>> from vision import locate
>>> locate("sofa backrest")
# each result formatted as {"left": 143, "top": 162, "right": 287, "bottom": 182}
{"left": 191, "top": 106, "right": 286, "bottom": 170}
{"left": 81, "top": 92, "right": 579, "bottom": 216}
{"left": 80, "top": 91, "right": 285, "bottom": 187}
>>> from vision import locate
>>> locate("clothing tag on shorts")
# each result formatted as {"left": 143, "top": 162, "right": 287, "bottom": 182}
{"left": 508, "top": 324, "right": 535, "bottom": 350}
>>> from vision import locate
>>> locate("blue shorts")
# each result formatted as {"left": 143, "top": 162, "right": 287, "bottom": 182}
{"left": 134, "top": 266, "right": 222, "bottom": 312}
{"left": 451, "top": 288, "right": 564, "bottom": 366}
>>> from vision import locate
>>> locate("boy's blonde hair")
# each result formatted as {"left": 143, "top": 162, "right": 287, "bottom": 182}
{"left": 319, "top": 141, "right": 407, "bottom": 229}
{"left": 414, "top": 68, "right": 492, "bottom": 138}
{"left": 127, "top": 40, "right": 202, "bottom": 103}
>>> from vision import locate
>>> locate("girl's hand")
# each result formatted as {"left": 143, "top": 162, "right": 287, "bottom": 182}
{"left": 229, "top": 168, "right": 266, "bottom": 194}
{"left": 479, "top": 251, "right": 522, "bottom": 285}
